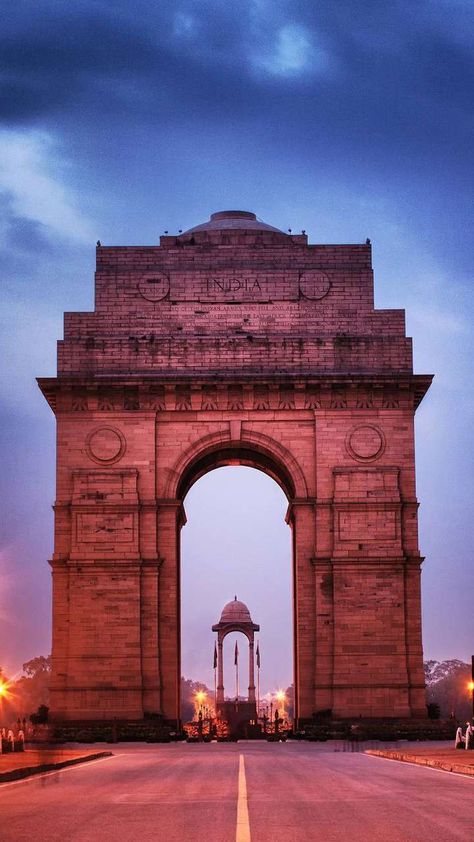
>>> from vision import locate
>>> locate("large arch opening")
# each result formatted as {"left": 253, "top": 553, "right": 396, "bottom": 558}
{"left": 175, "top": 438, "right": 304, "bottom": 726}
{"left": 180, "top": 466, "right": 292, "bottom": 725}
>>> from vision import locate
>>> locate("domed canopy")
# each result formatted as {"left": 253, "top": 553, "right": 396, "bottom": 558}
{"left": 220, "top": 596, "right": 252, "bottom": 624}
{"left": 182, "top": 210, "right": 284, "bottom": 235}
{"left": 212, "top": 595, "right": 260, "bottom": 634}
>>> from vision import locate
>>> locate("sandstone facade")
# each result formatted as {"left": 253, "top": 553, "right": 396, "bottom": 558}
{"left": 38, "top": 210, "right": 432, "bottom": 724}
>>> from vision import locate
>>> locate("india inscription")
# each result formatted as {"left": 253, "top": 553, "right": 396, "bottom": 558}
{"left": 133, "top": 269, "right": 336, "bottom": 302}
{"left": 170, "top": 270, "right": 299, "bottom": 302}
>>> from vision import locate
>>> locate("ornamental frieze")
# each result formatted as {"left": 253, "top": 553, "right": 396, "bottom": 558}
{"left": 58, "top": 383, "right": 413, "bottom": 413}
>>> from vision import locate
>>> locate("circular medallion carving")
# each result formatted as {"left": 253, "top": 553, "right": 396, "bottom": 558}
{"left": 299, "top": 271, "right": 331, "bottom": 300}
{"left": 138, "top": 273, "right": 170, "bottom": 302}
{"left": 346, "top": 425, "right": 385, "bottom": 462}
{"left": 86, "top": 427, "right": 126, "bottom": 464}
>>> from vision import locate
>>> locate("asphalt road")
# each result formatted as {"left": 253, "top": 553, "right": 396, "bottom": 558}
{"left": 0, "top": 742, "right": 473, "bottom": 842}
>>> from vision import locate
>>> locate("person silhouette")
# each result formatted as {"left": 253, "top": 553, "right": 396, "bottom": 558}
{"left": 465, "top": 721, "right": 474, "bottom": 750}
{"left": 455, "top": 725, "right": 465, "bottom": 749}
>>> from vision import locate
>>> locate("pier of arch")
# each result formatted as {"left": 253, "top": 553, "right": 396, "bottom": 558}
{"left": 38, "top": 210, "right": 432, "bottom": 725}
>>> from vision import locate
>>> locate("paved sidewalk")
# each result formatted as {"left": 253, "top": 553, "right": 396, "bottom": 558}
{"left": 0, "top": 748, "right": 112, "bottom": 782}
{"left": 366, "top": 746, "right": 474, "bottom": 776}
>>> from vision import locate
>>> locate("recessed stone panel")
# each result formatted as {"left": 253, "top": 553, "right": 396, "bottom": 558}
{"left": 337, "top": 510, "right": 398, "bottom": 542}
{"left": 333, "top": 467, "right": 400, "bottom": 502}
{"left": 76, "top": 512, "right": 135, "bottom": 544}
{"left": 72, "top": 470, "right": 138, "bottom": 503}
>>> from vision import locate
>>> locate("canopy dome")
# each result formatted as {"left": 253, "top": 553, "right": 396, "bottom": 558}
{"left": 182, "top": 210, "right": 284, "bottom": 235}
{"left": 220, "top": 596, "right": 253, "bottom": 624}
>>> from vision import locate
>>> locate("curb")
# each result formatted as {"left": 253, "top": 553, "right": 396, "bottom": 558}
{"left": 0, "top": 751, "right": 113, "bottom": 783}
{"left": 366, "top": 749, "right": 474, "bottom": 777}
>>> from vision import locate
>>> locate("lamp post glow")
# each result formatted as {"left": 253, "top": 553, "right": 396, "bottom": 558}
{"left": 0, "top": 680, "right": 9, "bottom": 728}
{"left": 0, "top": 680, "right": 10, "bottom": 703}
{"left": 275, "top": 689, "right": 286, "bottom": 721}
{"left": 194, "top": 689, "right": 207, "bottom": 719}
{"left": 471, "top": 656, "right": 474, "bottom": 720}
{"left": 468, "top": 680, "right": 474, "bottom": 719}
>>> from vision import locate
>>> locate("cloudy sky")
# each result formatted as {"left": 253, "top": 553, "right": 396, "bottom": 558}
{"left": 0, "top": 1, "right": 473, "bottom": 693}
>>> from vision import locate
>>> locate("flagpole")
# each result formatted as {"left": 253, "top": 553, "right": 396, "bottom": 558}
{"left": 256, "top": 640, "right": 261, "bottom": 719}
{"left": 213, "top": 642, "right": 217, "bottom": 719}
{"left": 235, "top": 640, "right": 239, "bottom": 702}
{"left": 257, "top": 662, "right": 260, "bottom": 718}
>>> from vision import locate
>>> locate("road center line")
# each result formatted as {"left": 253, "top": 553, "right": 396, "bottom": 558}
{"left": 236, "top": 754, "right": 251, "bottom": 842}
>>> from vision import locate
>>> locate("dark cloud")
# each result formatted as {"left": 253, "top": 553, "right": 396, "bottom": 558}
{"left": 0, "top": 6, "right": 158, "bottom": 119}
{"left": 1, "top": 1, "right": 472, "bottom": 129}
{"left": 1, "top": 3, "right": 469, "bottom": 219}
{"left": 1, "top": 0, "right": 471, "bottom": 275}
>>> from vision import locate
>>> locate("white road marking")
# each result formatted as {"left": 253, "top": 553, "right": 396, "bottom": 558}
{"left": 0, "top": 752, "right": 121, "bottom": 790}
{"left": 236, "top": 754, "right": 251, "bottom": 842}
{"left": 114, "top": 797, "right": 237, "bottom": 804}
{"left": 365, "top": 752, "right": 474, "bottom": 781}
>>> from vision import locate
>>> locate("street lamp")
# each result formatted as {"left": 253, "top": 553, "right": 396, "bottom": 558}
{"left": 468, "top": 680, "right": 474, "bottom": 719}
{"left": 194, "top": 690, "right": 207, "bottom": 719}
{"left": 0, "top": 680, "right": 10, "bottom": 727}
{"left": 470, "top": 656, "right": 474, "bottom": 720}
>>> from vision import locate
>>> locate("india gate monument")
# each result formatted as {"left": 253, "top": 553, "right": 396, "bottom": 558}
{"left": 38, "top": 209, "right": 432, "bottom": 727}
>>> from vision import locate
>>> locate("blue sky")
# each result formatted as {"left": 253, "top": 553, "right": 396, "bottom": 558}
{"left": 0, "top": 1, "right": 473, "bottom": 690}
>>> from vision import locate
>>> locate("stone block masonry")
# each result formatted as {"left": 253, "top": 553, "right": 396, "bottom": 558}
{"left": 38, "top": 210, "right": 432, "bottom": 725}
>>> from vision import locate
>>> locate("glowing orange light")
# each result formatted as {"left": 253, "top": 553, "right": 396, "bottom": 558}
{"left": 0, "top": 682, "right": 6, "bottom": 696}
{"left": 275, "top": 690, "right": 286, "bottom": 703}
{"left": 195, "top": 690, "right": 207, "bottom": 706}
{"left": 468, "top": 681, "right": 474, "bottom": 692}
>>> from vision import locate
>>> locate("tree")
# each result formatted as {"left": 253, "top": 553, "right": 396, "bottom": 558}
{"left": 13, "top": 655, "right": 52, "bottom": 717}
{"left": 30, "top": 704, "right": 49, "bottom": 724}
{"left": 285, "top": 684, "right": 294, "bottom": 719}
{"left": 22, "top": 656, "right": 51, "bottom": 678}
{"left": 425, "top": 659, "right": 472, "bottom": 721}
{"left": 180, "top": 677, "right": 213, "bottom": 722}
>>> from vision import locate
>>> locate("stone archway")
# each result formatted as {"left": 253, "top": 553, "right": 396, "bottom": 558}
{"left": 39, "top": 209, "right": 432, "bottom": 726}
{"left": 160, "top": 431, "right": 310, "bottom": 725}
{"left": 166, "top": 428, "right": 308, "bottom": 500}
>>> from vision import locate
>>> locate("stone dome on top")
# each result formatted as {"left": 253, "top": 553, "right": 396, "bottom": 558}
{"left": 219, "top": 597, "right": 253, "bottom": 624}
{"left": 183, "top": 210, "right": 284, "bottom": 234}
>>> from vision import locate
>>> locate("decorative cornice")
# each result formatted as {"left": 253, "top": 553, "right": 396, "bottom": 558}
{"left": 37, "top": 374, "right": 433, "bottom": 413}
{"left": 310, "top": 555, "right": 423, "bottom": 567}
